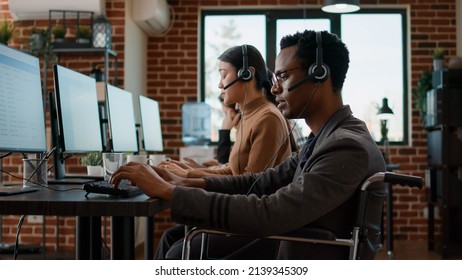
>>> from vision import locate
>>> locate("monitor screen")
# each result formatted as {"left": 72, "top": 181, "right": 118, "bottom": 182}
{"left": 53, "top": 64, "right": 102, "bottom": 153}
{"left": 0, "top": 43, "right": 46, "bottom": 152}
{"left": 139, "top": 95, "right": 163, "bottom": 152}
{"left": 106, "top": 84, "right": 138, "bottom": 153}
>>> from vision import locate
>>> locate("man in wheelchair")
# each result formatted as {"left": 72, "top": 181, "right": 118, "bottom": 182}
{"left": 111, "top": 30, "right": 387, "bottom": 259}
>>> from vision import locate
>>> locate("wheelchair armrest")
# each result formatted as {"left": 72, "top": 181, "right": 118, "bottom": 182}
{"left": 384, "top": 172, "right": 423, "bottom": 188}
{"left": 184, "top": 227, "right": 337, "bottom": 241}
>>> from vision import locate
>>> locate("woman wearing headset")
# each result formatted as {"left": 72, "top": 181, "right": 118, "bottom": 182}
{"left": 164, "top": 45, "right": 292, "bottom": 178}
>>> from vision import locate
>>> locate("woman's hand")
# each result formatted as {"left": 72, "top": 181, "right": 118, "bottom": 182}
{"left": 222, "top": 107, "right": 240, "bottom": 130}
{"left": 110, "top": 162, "right": 175, "bottom": 200}
{"left": 152, "top": 165, "right": 185, "bottom": 186}
{"left": 202, "top": 159, "right": 222, "bottom": 167}
{"left": 158, "top": 161, "right": 190, "bottom": 178}
{"left": 182, "top": 157, "right": 205, "bottom": 168}
{"left": 159, "top": 159, "right": 193, "bottom": 170}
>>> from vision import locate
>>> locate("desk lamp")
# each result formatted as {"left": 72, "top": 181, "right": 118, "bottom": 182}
{"left": 377, "top": 97, "right": 394, "bottom": 163}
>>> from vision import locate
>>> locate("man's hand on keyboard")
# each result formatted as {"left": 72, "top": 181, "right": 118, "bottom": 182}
{"left": 110, "top": 162, "right": 175, "bottom": 200}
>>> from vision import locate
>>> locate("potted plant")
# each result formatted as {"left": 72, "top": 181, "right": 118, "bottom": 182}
{"left": 433, "top": 47, "right": 445, "bottom": 71}
{"left": 76, "top": 26, "right": 91, "bottom": 44}
{"left": 80, "top": 152, "right": 103, "bottom": 176}
{"left": 27, "top": 27, "right": 57, "bottom": 72}
{"left": 28, "top": 27, "right": 50, "bottom": 55}
{"left": 52, "top": 25, "right": 66, "bottom": 43}
{"left": 0, "top": 19, "right": 15, "bottom": 45}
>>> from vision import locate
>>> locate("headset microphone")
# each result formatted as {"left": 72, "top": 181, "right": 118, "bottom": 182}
{"left": 223, "top": 77, "right": 240, "bottom": 90}
{"left": 287, "top": 71, "right": 317, "bottom": 92}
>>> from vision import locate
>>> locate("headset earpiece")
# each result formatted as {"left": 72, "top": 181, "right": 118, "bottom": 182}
{"left": 223, "top": 44, "right": 254, "bottom": 90}
{"left": 307, "top": 63, "right": 329, "bottom": 83}
{"left": 307, "top": 31, "right": 330, "bottom": 83}
{"left": 237, "top": 44, "right": 253, "bottom": 82}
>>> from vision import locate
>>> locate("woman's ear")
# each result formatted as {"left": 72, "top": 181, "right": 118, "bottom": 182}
{"left": 248, "top": 66, "right": 256, "bottom": 78}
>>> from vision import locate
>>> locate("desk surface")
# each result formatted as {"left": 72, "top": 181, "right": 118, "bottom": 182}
{"left": 0, "top": 185, "right": 170, "bottom": 217}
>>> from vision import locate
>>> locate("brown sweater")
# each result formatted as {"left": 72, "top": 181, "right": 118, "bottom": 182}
{"left": 187, "top": 95, "right": 291, "bottom": 177}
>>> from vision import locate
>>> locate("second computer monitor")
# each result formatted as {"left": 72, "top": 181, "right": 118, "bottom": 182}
{"left": 106, "top": 84, "right": 138, "bottom": 153}
{"left": 53, "top": 65, "right": 103, "bottom": 153}
{"left": 139, "top": 95, "right": 163, "bottom": 152}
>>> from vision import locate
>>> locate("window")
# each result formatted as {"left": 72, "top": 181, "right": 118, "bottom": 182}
{"left": 341, "top": 13, "right": 405, "bottom": 143}
{"left": 201, "top": 8, "right": 408, "bottom": 144}
{"left": 202, "top": 14, "right": 266, "bottom": 142}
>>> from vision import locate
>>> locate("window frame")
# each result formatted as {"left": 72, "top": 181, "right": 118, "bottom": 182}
{"left": 199, "top": 7, "right": 409, "bottom": 146}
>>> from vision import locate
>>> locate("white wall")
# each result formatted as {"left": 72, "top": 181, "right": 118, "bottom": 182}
{"left": 124, "top": 0, "right": 148, "bottom": 124}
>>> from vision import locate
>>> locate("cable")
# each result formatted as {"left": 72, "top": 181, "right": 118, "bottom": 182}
{"left": 244, "top": 118, "right": 301, "bottom": 195}
{"left": 1, "top": 149, "right": 88, "bottom": 192}
{"left": 245, "top": 83, "right": 321, "bottom": 195}
{"left": 13, "top": 215, "right": 26, "bottom": 260}
{"left": 237, "top": 83, "right": 248, "bottom": 175}
{"left": 0, "top": 169, "right": 81, "bottom": 192}
{"left": 61, "top": 153, "right": 77, "bottom": 162}
{"left": 48, "top": 152, "right": 78, "bottom": 173}
{"left": 0, "top": 153, "right": 12, "bottom": 159}
{"left": 101, "top": 235, "right": 111, "bottom": 260}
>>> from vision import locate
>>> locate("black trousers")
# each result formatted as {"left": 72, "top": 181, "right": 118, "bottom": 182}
{"left": 155, "top": 224, "right": 279, "bottom": 260}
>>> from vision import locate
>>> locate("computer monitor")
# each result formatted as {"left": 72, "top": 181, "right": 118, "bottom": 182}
{"left": 0, "top": 43, "right": 46, "bottom": 153}
{"left": 106, "top": 84, "right": 138, "bottom": 153}
{"left": 53, "top": 64, "right": 103, "bottom": 153}
{"left": 139, "top": 95, "right": 163, "bottom": 152}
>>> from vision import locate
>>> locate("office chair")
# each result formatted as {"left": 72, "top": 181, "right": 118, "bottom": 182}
{"left": 181, "top": 171, "right": 423, "bottom": 260}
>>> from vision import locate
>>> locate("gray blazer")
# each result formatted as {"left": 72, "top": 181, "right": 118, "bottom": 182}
{"left": 171, "top": 105, "right": 386, "bottom": 259}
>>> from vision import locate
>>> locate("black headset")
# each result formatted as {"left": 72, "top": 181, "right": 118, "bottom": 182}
{"left": 310, "top": 31, "right": 329, "bottom": 83}
{"left": 238, "top": 44, "right": 253, "bottom": 81}
{"left": 223, "top": 44, "right": 254, "bottom": 89}
{"left": 288, "top": 31, "right": 330, "bottom": 92}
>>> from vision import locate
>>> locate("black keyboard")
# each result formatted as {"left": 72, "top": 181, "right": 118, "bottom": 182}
{"left": 83, "top": 180, "right": 143, "bottom": 197}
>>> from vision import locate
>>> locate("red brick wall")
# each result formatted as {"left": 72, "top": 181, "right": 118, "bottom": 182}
{"left": 0, "top": 0, "right": 125, "bottom": 253}
{"left": 1, "top": 0, "right": 457, "bottom": 254}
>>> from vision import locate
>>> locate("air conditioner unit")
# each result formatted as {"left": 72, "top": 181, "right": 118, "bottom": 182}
{"left": 132, "top": 0, "right": 171, "bottom": 37}
{"left": 8, "top": 0, "right": 106, "bottom": 20}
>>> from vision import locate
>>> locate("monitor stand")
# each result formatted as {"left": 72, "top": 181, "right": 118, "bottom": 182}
{"left": 48, "top": 148, "right": 103, "bottom": 185}
{"left": 0, "top": 167, "right": 38, "bottom": 196}
{"left": 48, "top": 91, "right": 104, "bottom": 186}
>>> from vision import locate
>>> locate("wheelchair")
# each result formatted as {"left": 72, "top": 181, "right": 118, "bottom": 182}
{"left": 181, "top": 171, "right": 423, "bottom": 260}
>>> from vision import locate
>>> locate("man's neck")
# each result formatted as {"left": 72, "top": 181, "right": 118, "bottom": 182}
{"left": 305, "top": 103, "right": 343, "bottom": 135}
